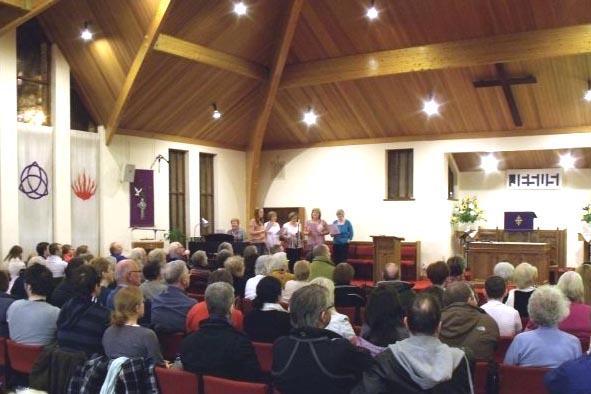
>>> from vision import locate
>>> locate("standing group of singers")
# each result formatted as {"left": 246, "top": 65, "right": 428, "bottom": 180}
{"left": 227, "top": 208, "right": 354, "bottom": 271}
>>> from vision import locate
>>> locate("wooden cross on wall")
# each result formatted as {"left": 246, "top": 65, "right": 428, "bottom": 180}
{"left": 473, "top": 63, "right": 537, "bottom": 127}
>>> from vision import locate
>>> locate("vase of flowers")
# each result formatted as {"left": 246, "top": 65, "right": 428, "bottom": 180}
{"left": 582, "top": 203, "right": 591, "bottom": 233}
{"left": 451, "top": 196, "right": 485, "bottom": 230}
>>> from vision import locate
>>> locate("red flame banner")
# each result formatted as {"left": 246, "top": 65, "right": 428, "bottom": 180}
{"left": 72, "top": 171, "right": 96, "bottom": 200}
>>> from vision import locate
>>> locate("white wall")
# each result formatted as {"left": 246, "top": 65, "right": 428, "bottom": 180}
{"left": 259, "top": 132, "right": 591, "bottom": 270}
{"left": 98, "top": 129, "right": 246, "bottom": 256}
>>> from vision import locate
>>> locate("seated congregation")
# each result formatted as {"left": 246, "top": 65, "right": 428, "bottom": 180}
{"left": 0, "top": 239, "right": 590, "bottom": 394}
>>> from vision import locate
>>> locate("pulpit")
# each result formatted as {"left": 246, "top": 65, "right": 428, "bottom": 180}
{"left": 371, "top": 235, "right": 404, "bottom": 283}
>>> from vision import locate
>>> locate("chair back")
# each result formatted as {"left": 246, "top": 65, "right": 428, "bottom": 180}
{"left": 6, "top": 339, "right": 43, "bottom": 374}
{"left": 242, "top": 298, "right": 253, "bottom": 315}
{"left": 252, "top": 342, "right": 273, "bottom": 373}
{"left": 0, "top": 337, "right": 6, "bottom": 386}
{"left": 155, "top": 366, "right": 200, "bottom": 394}
{"left": 494, "top": 336, "right": 514, "bottom": 364}
{"left": 498, "top": 364, "right": 549, "bottom": 394}
{"left": 473, "top": 361, "right": 489, "bottom": 394}
{"left": 203, "top": 375, "right": 268, "bottom": 394}
{"left": 158, "top": 332, "right": 185, "bottom": 361}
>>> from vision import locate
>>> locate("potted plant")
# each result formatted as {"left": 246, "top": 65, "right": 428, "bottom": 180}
{"left": 582, "top": 203, "right": 591, "bottom": 233}
{"left": 451, "top": 196, "right": 485, "bottom": 231}
{"left": 164, "top": 228, "right": 187, "bottom": 245}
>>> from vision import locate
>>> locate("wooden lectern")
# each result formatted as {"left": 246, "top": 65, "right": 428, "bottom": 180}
{"left": 371, "top": 235, "right": 405, "bottom": 283}
{"left": 579, "top": 233, "right": 591, "bottom": 262}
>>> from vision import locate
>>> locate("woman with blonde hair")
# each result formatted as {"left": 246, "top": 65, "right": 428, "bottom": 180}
{"left": 556, "top": 271, "right": 591, "bottom": 343}
{"left": 102, "top": 287, "right": 164, "bottom": 365}
{"left": 249, "top": 207, "right": 266, "bottom": 255}
{"left": 283, "top": 260, "right": 310, "bottom": 302}
{"left": 304, "top": 208, "right": 328, "bottom": 252}
{"left": 575, "top": 263, "right": 591, "bottom": 306}
{"left": 505, "top": 262, "right": 537, "bottom": 317}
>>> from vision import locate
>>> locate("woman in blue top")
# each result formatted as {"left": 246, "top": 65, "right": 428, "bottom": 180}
{"left": 331, "top": 209, "right": 354, "bottom": 264}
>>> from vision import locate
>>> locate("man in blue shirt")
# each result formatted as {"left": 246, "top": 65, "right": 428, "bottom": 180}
{"left": 151, "top": 260, "right": 196, "bottom": 333}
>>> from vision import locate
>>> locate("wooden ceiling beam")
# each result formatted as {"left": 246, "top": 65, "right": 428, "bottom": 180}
{"left": 105, "top": 0, "right": 174, "bottom": 145}
{"left": 281, "top": 24, "right": 591, "bottom": 89}
{"left": 118, "top": 128, "right": 245, "bottom": 151}
{"left": 0, "top": 0, "right": 59, "bottom": 36}
{"left": 246, "top": 0, "right": 303, "bottom": 214}
{"left": 153, "top": 34, "right": 268, "bottom": 81}
{"left": 0, "top": 0, "right": 29, "bottom": 11}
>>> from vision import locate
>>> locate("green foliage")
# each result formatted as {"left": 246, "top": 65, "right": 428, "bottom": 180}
{"left": 451, "top": 196, "right": 485, "bottom": 224}
{"left": 164, "top": 228, "right": 187, "bottom": 244}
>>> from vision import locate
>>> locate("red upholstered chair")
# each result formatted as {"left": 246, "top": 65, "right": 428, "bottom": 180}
{"left": 188, "top": 293, "right": 205, "bottom": 302}
{"left": 158, "top": 332, "right": 185, "bottom": 361}
{"left": 155, "top": 366, "right": 200, "bottom": 394}
{"left": 0, "top": 337, "right": 6, "bottom": 386}
{"left": 252, "top": 342, "right": 273, "bottom": 373}
{"left": 203, "top": 375, "right": 268, "bottom": 394}
{"left": 242, "top": 298, "right": 254, "bottom": 315}
{"left": 474, "top": 361, "right": 489, "bottom": 394}
{"left": 498, "top": 364, "right": 550, "bottom": 394}
{"left": 335, "top": 306, "right": 364, "bottom": 326}
{"left": 494, "top": 337, "right": 514, "bottom": 364}
{"left": 6, "top": 339, "right": 43, "bottom": 374}
{"left": 400, "top": 242, "right": 420, "bottom": 281}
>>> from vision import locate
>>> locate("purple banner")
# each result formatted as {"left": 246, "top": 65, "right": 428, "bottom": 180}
{"left": 130, "top": 169, "right": 154, "bottom": 227}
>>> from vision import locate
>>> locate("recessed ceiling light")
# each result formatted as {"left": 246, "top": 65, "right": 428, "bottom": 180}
{"left": 480, "top": 154, "right": 498, "bottom": 173}
{"left": 303, "top": 107, "right": 317, "bottom": 126}
{"left": 211, "top": 103, "right": 221, "bottom": 120}
{"left": 560, "top": 153, "right": 576, "bottom": 170}
{"left": 233, "top": 2, "right": 247, "bottom": 16}
{"left": 81, "top": 21, "right": 93, "bottom": 41}
{"left": 584, "top": 80, "right": 591, "bottom": 102}
{"left": 366, "top": 6, "right": 378, "bottom": 20}
{"left": 422, "top": 97, "right": 440, "bottom": 116}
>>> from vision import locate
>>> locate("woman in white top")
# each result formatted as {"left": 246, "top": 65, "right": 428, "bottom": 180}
{"left": 309, "top": 277, "right": 355, "bottom": 340}
{"left": 283, "top": 260, "right": 310, "bottom": 303}
{"left": 3, "top": 245, "right": 25, "bottom": 291}
{"left": 264, "top": 211, "right": 281, "bottom": 251}
{"left": 282, "top": 212, "right": 303, "bottom": 272}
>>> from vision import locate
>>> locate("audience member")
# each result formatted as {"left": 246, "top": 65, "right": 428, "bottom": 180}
{"left": 56, "top": 265, "right": 110, "bottom": 356}
{"left": 493, "top": 261, "right": 515, "bottom": 282}
{"left": 90, "top": 257, "right": 115, "bottom": 307}
{"left": 147, "top": 248, "right": 167, "bottom": 267}
{"left": 151, "top": 260, "right": 196, "bottom": 333}
{"left": 352, "top": 285, "right": 408, "bottom": 357}
{"left": 0, "top": 271, "right": 15, "bottom": 337}
{"left": 215, "top": 249, "right": 233, "bottom": 270}
{"left": 188, "top": 250, "right": 210, "bottom": 294}
{"left": 106, "top": 259, "right": 142, "bottom": 310}
{"left": 4, "top": 245, "right": 25, "bottom": 281}
{"left": 334, "top": 262, "right": 365, "bottom": 307}
{"left": 224, "top": 255, "right": 247, "bottom": 298}
{"left": 242, "top": 245, "right": 259, "bottom": 280}
{"left": 109, "top": 241, "right": 127, "bottom": 263}
{"left": 78, "top": 253, "right": 95, "bottom": 264}
{"left": 545, "top": 352, "right": 591, "bottom": 394}
{"left": 244, "top": 255, "right": 271, "bottom": 300}
{"left": 244, "top": 276, "right": 290, "bottom": 343}
{"left": 217, "top": 241, "right": 234, "bottom": 255}
{"left": 61, "top": 244, "right": 73, "bottom": 263}
{"left": 36, "top": 242, "right": 50, "bottom": 261}
{"left": 422, "top": 261, "right": 449, "bottom": 307}
{"left": 102, "top": 286, "right": 164, "bottom": 365}
{"left": 310, "top": 277, "right": 355, "bottom": 340}
{"left": 167, "top": 241, "right": 187, "bottom": 262}
{"left": 269, "top": 252, "right": 294, "bottom": 288}
{"left": 181, "top": 282, "right": 262, "bottom": 381}
{"left": 504, "top": 285, "right": 581, "bottom": 367}
{"left": 74, "top": 244, "right": 89, "bottom": 258}
{"left": 481, "top": 276, "right": 521, "bottom": 337}
{"left": 128, "top": 247, "right": 147, "bottom": 268}
{"left": 185, "top": 269, "right": 244, "bottom": 332}
{"left": 272, "top": 284, "right": 372, "bottom": 394}
{"left": 551, "top": 271, "right": 590, "bottom": 342}
{"left": 269, "top": 244, "right": 284, "bottom": 254}
{"left": 50, "top": 257, "right": 85, "bottom": 308}
{"left": 46, "top": 242, "right": 68, "bottom": 278}
{"left": 353, "top": 293, "right": 474, "bottom": 394}
{"left": 282, "top": 260, "right": 310, "bottom": 303}
{"left": 505, "top": 262, "right": 537, "bottom": 317}
{"left": 376, "top": 263, "right": 415, "bottom": 314}
{"left": 227, "top": 218, "right": 246, "bottom": 242}
{"left": 309, "top": 244, "right": 335, "bottom": 281}
{"left": 139, "top": 260, "right": 167, "bottom": 301}
{"left": 440, "top": 281, "right": 499, "bottom": 361}
{"left": 7, "top": 264, "right": 60, "bottom": 345}
{"left": 444, "top": 255, "right": 466, "bottom": 286}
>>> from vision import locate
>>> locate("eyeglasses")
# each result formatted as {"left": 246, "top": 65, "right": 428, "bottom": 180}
{"left": 129, "top": 270, "right": 142, "bottom": 274}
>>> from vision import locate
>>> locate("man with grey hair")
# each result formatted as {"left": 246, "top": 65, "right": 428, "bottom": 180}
{"left": 106, "top": 259, "right": 142, "bottom": 310}
{"left": 180, "top": 282, "right": 262, "bottom": 382}
{"left": 272, "top": 284, "right": 372, "bottom": 394}
{"left": 147, "top": 248, "right": 167, "bottom": 267}
{"left": 167, "top": 242, "right": 188, "bottom": 262}
{"left": 151, "top": 260, "right": 196, "bottom": 333}
{"left": 504, "top": 285, "right": 581, "bottom": 368}
{"left": 109, "top": 241, "right": 126, "bottom": 263}
{"left": 128, "top": 247, "right": 147, "bottom": 268}
{"left": 309, "top": 244, "right": 335, "bottom": 281}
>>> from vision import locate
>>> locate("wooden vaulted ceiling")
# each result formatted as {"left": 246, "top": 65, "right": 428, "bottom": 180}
{"left": 6, "top": 0, "right": 591, "bottom": 152}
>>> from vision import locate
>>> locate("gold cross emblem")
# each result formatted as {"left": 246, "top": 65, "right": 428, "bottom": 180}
{"left": 514, "top": 215, "right": 523, "bottom": 226}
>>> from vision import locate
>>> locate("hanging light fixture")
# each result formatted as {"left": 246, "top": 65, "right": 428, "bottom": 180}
{"left": 303, "top": 106, "right": 317, "bottom": 126}
{"left": 211, "top": 103, "right": 221, "bottom": 119}
{"left": 584, "top": 80, "right": 591, "bottom": 102}
{"left": 80, "top": 21, "right": 93, "bottom": 41}
{"left": 366, "top": 0, "right": 378, "bottom": 20}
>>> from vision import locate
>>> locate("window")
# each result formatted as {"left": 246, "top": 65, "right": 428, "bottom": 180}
{"left": 448, "top": 164, "right": 457, "bottom": 200}
{"left": 386, "top": 149, "right": 414, "bottom": 200}
{"left": 199, "top": 153, "right": 215, "bottom": 235}
{"left": 70, "top": 73, "right": 97, "bottom": 132}
{"left": 169, "top": 150, "right": 187, "bottom": 236}
{"left": 17, "top": 19, "right": 51, "bottom": 126}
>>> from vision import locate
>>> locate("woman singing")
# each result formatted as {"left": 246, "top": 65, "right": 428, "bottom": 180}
{"left": 282, "top": 212, "right": 303, "bottom": 272}
{"left": 264, "top": 211, "right": 281, "bottom": 251}
{"left": 304, "top": 208, "right": 328, "bottom": 252}
{"left": 331, "top": 209, "right": 354, "bottom": 264}
{"left": 249, "top": 207, "right": 267, "bottom": 255}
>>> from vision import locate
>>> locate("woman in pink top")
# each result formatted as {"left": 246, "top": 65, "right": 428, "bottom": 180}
{"left": 249, "top": 207, "right": 266, "bottom": 255}
{"left": 304, "top": 208, "right": 328, "bottom": 252}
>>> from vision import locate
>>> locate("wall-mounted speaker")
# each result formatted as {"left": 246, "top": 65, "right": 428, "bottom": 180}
{"left": 121, "top": 164, "right": 136, "bottom": 183}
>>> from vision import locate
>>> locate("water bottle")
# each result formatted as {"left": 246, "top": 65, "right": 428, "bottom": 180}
{"left": 171, "top": 355, "right": 183, "bottom": 370}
